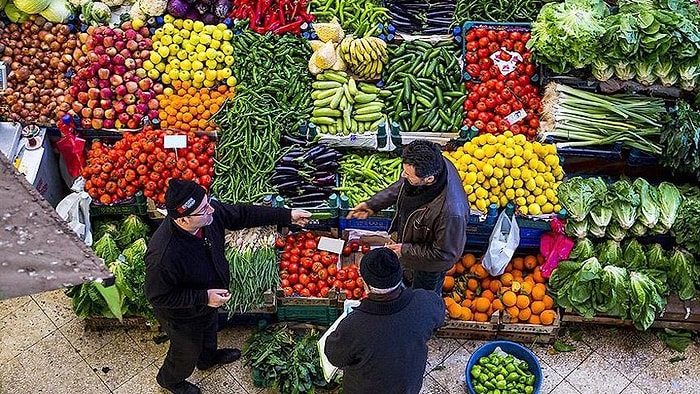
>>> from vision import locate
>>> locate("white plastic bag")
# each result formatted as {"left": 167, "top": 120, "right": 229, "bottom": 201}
{"left": 56, "top": 177, "right": 93, "bottom": 246}
{"left": 482, "top": 211, "right": 520, "bottom": 276}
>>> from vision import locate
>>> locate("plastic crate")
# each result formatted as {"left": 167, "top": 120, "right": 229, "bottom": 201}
{"left": 89, "top": 191, "right": 147, "bottom": 217}
{"left": 627, "top": 148, "right": 659, "bottom": 167}
{"left": 272, "top": 194, "right": 339, "bottom": 230}
{"left": 276, "top": 288, "right": 344, "bottom": 326}
{"left": 461, "top": 22, "right": 532, "bottom": 82}
{"left": 338, "top": 194, "right": 395, "bottom": 232}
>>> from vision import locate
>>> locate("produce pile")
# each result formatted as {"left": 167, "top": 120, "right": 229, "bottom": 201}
{"left": 82, "top": 127, "right": 214, "bottom": 204}
{"left": 229, "top": 0, "right": 314, "bottom": 34}
{"left": 309, "top": 0, "right": 389, "bottom": 37}
{"left": 0, "top": 16, "right": 76, "bottom": 124}
{"left": 444, "top": 254, "right": 558, "bottom": 326}
{"left": 337, "top": 153, "right": 402, "bottom": 206}
{"left": 469, "top": 350, "right": 537, "bottom": 394}
{"left": 384, "top": 40, "right": 466, "bottom": 133}
{"left": 164, "top": 0, "right": 231, "bottom": 24}
{"left": 558, "top": 177, "right": 681, "bottom": 240}
{"left": 384, "top": 0, "right": 454, "bottom": 35}
{"left": 276, "top": 231, "right": 364, "bottom": 300}
{"left": 463, "top": 26, "right": 540, "bottom": 137}
{"left": 156, "top": 82, "right": 234, "bottom": 132}
{"left": 445, "top": 132, "right": 563, "bottom": 213}
{"left": 455, "top": 0, "right": 544, "bottom": 23}
{"left": 65, "top": 22, "right": 159, "bottom": 130}
{"left": 661, "top": 101, "right": 700, "bottom": 181}
{"left": 146, "top": 16, "right": 236, "bottom": 87}
{"left": 272, "top": 144, "right": 342, "bottom": 206}
{"left": 671, "top": 186, "right": 700, "bottom": 256}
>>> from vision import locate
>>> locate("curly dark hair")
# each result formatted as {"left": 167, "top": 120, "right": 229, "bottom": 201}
{"left": 401, "top": 140, "right": 444, "bottom": 178}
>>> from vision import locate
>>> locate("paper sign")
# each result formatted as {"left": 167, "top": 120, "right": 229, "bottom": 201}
{"left": 317, "top": 236, "right": 345, "bottom": 254}
{"left": 505, "top": 109, "right": 527, "bottom": 126}
{"left": 490, "top": 49, "right": 523, "bottom": 76}
{"left": 163, "top": 135, "right": 187, "bottom": 149}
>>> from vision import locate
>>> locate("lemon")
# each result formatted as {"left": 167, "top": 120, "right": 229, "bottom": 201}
{"left": 537, "top": 162, "right": 547, "bottom": 173}
{"left": 193, "top": 21, "right": 205, "bottom": 32}
{"left": 476, "top": 199, "right": 488, "bottom": 212}
{"left": 155, "top": 62, "right": 166, "bottom": 72}
{"left": 132, "top": 18, "right": 145, "bottom": 29}
{"left": 164, "top": 14, "right": 174, "bottom": 24}
{"left": 500, "top": 196, "right": 509, "bottom": 207}
{"left": 495, "top": 155, "right": 506, "bottom": 168}
{"left": 191, "top": 60, "right": 204, "bottom": 71}
{"left": 515, "top": 188, "right": 525, "bottom": 197}
{"left": 176, "top": 49, "right": 187, "bottom": 60}
{"left": 511, "top": 156, "right": 525, "bottom": 167}
{"left": 545, "top": 144, "right": 557, "bottom": 154}
{"left": 504, "top": 176, "right": 514, "bottom": 189}
{"left": 468, "top": 164, "right": 477, "bottom": 173}
{"left": 525, "top": 178, "right": 537, "bottom": 191}
{"left": 510, "top": 168, "right": 521, "bottom": 179}
{"left": 189, "top": 34, "right": 200, "bottom": 45}
{"left": 554, "top": 204, "right": 562, "bottom": 212}
{"left": 515, "top": 197, "right": 526, "bottom": 206}
{"left": 513, "top": 134, "right": 526, "bottom": 144}
{"left": 535, "top": 195, "right": 548, "bottom": 206}
{"left": 493, "top": 167, "right": 504, "bottom": 179}
{"left": 476, "top": 173, "right": 485, "bottom": 183}
{"left": 475, "top": 187, "right": 488, "bottom": 199}
{"left": 212, "top": 29, "right": 224, "bottom": 41}
{"left": 489, "top": 178, "right": 499, "bottom": 188}
{"left": 482, "top": 163, "right": 494, "bottom": 177}
{"left": 473, "top": 148, "right": 485, "bottom": 160}
{"left": 216, "top": 23, "right": 227, "bottom": 31}
{"left": 553, "top": 167, "right": 564, "bottom": 179}
{"left": 168, "top": 44, "right": 180, "bottom": 56}
{"left": 483, "top": 144, "right": 497, "bottom": 157}
{"left": 205, "top": 69, "right": 218, "bottom": 81}
{"left": 205, "top": 48, "right": 218, "bottom": 60}
{"left": 168, "top": 68, "right": 180, "bottom": 81}
{"left": 147, "top": 68, "right": 160, "bottom": 80}
{"left": 545, "top": 188, "right": 556, "bottom": 201}
{"left": 464, "top": 185, "right": 474, "bottom": 194}
{"left": 544, "top": 154, "right": 559, "bottom": 167}
{"left": 527, "top": 195, "right": 536, "bottom": 205}
{"left": 203, "top": 25, "right": 215, "bottom": 34}
{"left": 522, "top": 148, "right": 533, "bottom": 161}
{"left": 464, "top": 172, "right": 477, "bottom": 185}
{"left": 514, "top": 179, "right": 524, "bottom": 189}
{"left": 505, "top": 137, "right": 515, "bottom": 148}
{"left": 182, "top": 19, "right": 194, "bottom": 30}
{"left": 505, "top": 189, "right": 515, "bottom": 200}
{"left": 519, "top": 168, "right": 531, "bottom": 181}
{"left": 489, "top": 195, "right": 500, "bottom": 204}
{"left": 157, "top": 45, "right": 170, "bottom": 58}
{"left": 504, "top": 147, "right": 515, "bottom": 158}
{"left": 203, "top": 79, "right": 216, "bottom": 88}
{"left": 180, "top": 59, "right": 192, "bottom": 71}
{"left": 465, "top": 143, "right": 476, "bottom": 155}
{"left": 535, "top": 175, "right": 545, "bottom": 187}
{"left": 542, "top": 202, "right": 554, "bottom": 214}
{"left": 486, "top": 134, "right": 498, "bottom": 145}
{"left": 468, "top": 193, "right": 477, "bottom": 203}
{"left": 528, "top": 203, "right": 542, "bottom": 215}
{"left": 192, "top": 70, "right": 206, "bottom": 83}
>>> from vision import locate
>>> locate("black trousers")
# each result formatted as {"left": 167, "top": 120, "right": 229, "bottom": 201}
{"left": 155, "top": 309, "right": 219, "bottom": 388}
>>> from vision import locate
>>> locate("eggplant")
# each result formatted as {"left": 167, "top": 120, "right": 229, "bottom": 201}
{"left": 273, "top": 165, "right": 300, "bottom": 174}
{"left": 270, "top": 174, "right": 299, "bottom": 185}
{"left": 312, "top": 151, "right": 342, "bottom": 165}
{"left": 279, "top": 155, "right": 304, "bottom": 165}
{"left": 312, "top": 173, "right": 336, "bottom": 184}
{"left": 301, "top": 145, "right": 326, "bottom": 161}
{"left": 282, "top": 134, "right": 308, "bottom": 146}
{"left": 275, "top": 180, "right": 302, "bottom": 191}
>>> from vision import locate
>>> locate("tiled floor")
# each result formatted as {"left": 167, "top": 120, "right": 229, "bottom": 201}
{"left": 1, "top": 290, "right": 699, "bottom": 394}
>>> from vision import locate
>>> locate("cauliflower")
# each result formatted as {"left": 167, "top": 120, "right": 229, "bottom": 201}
{"left": 128, "top": 0, "right": 146, "bottom": 19}
{"left": 137, "top": 0, "right": 167, "bottom": 16}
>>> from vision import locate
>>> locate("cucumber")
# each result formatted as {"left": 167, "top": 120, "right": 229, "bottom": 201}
{"left": 329, "top": 88, "right": 344, "bottom": 109}
{"left": 310, "top": 116, "right": 336, "bottom": 125}
{"left": 314, "top": 96, "right": 334, "bottom": 107}
{"left": 354, "top": 93, "right": 378, "bottom": 104}
{"left": 323, "top": 71, "right": 348, "bottom": 84}
{"left": 355, "top": 104, "right": 384, "bottom": 115}
{"left": 311, "top": 87, "right": 340, "bottom": 100}
{"left": 313, "top": 108, "right": 342, "bottom": 117}
{"left": 312, "top": 81, "right": 342, "bottom": 89}
{"left": 354, "top": 113, "right": 383, "bottom": 122}
{"left": 358, "top": 82, "right": 381, "bottom": 94}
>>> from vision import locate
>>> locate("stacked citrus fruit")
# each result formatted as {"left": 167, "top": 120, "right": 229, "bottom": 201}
{"left": 443, "top": 254, "right": 557, "bottom": 326}
{"left": 157, "top": 81, "right": 235, "bottom": 132}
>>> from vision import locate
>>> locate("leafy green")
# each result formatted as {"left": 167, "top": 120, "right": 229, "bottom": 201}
{"left": 671, "top": 189, "right": 700, "bottom": 254}
{"left": 553, "top": 341, "right": 576, "bottom": 352}
{"left": 569, "top": 238, "right": 595, "bottom": 260}
{"left": 548, "top": 260, "right": 584, "bottom": 292}
{"left": 633, "top": 178, "right": 660, "bottom": 229}
{"left": 92, "top": 219, "right": 119, "bottom": 243}
{"left": 554, "top": 257, "right": 602, "bottom": 318}
{"left": 588, "top": 177, "right": 612, "bottom": 237}
{"left": 558, "top": 177, "right": 600, "bottom": 222}
{"left": 656, "top": 182, "right": 683, "bottom": 233}
{"left": 596, "top": 240, "right": 623, "bottom": 266}
{"left": 565, "top": 219, "right": 589, "bottom": 239}
{"left": 667, "top": 247, "right": 698, "bottom": 300}
{"left": 528, "top": 0, "right": 609, "bottom": 73}
{"left": 117, "top": 215, "right": 150, "bottom": 248}
{"left": 629, "top": 270, "right": 667, "bottom": 331}
{"left": 93, "top": 233, "right": 119, "bottom": 264}
{"left": 645, "top": 243, "right": 670, "bottom": 270}
{"left": 661, "top": 102, "right": 700, "bottom": 182}
{"left": 659, "top": 328, "right": 693, "bottom": 353}
{"left": 609, "top": 180, "right": 640, "bottom": 230}
{"left": 606, "top": 221, "right": 628, "bottom": 242}
{"left": 622, "top": 239, "right": 647, "bottom": 270}
{"left": 595, "top": 265, "right": 630, "bottom": 318}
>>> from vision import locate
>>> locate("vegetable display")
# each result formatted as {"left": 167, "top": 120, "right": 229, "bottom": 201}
{"left": 661, "top": 101, "right": 700, "bottom": 181}
{"left": 0, "top": 17, "right": 76, "bottom": 125}
{"left": 272, "top": 143, "right": 342, "bottom": 206}
{"left": 338, "top": 35, "right": 389, "bottom": 80}
{"left": 165, "top": 0, "right": 232, "bottom": 24}
{"left": 463, "top": 26, "right": 540, "bottom": 137}
{"left": 336, "top": 153, "right": 401, "bottom": 206}
{"left": 225, "top": 227, "right": 279, "bottom": 314}
{"left": 444, "top": 254, "right": 558, "bottom": 326}
{"left": 385, "top": 0, "right": 454, "bottom": 35}
{"left": 539, "top": 84, "right": 665, "bottom": 155}
{"left": 309, "top": 70, "right": 390, "bottom": 135}
{"left": 82, "top": 127, "right": 214, "bottom": 204}
{"left": 146, "top": 16, "right": 236, "bottom": 87}
{"left": 445, "top": 132, "right": 563, "bottom": 213}
{"left": 455, "top": 0, "right": 544, "bottom": 24}
{"left": 310, "top": 0, "right": 389, "bottom": 37}
{"left": 276, "top": 231, "right": 364, "bottom": 300}
{"left": 384, "top": 40, "right": 466, "bottom": 133}
{"left": 470, "top": 350, "right": 537, "bottom": 394}
{"left": 228, "top": 0, "right": 314, "bottom": 34}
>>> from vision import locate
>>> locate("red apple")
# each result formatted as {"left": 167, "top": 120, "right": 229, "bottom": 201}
{"left": 104, "top": 108, "right": 115, "bottom": 119}
{"left": 81, "top": 107, "right": 92, "bottom": 118}
{"left": 87, "top": 99, "right": 99, "bottom": 109}
{"left": 103, "top": 36, "right": 115, "bottom": 48}
{"left": 110, "top": 74, "right": 123, "bottom": 87}
{"left": 124, "top": 29, "right": 137, "bottom": 41}
{"left": 100, "top": 88, "right": 112, "bottom": 100}
{"left": 148, "top": 109, "right": 159, "bottom": 120}
{"left": 98, "top": 68, "right": 111, "bottom": 80}
{"left": 100, "top": 99, "right": 112, "bottom": 109}
{"left": 71, "top": 101, "right": 84, "bottom": 113}
{"left": 113, "top": 101, "right": 126, "bottom": 113}
{"left": 125, "top": 81, "right": 138, "bottom": 94}
{"left": 114, "top": 84, "right": 127, "bottom": 96}
{"left": 136, "top": 103, "right": 148, "bottom": 114}
{"left": 113, "top": 65, "right": 126, "bottom": 75}
{"left": 87, "top": 87, "right": 100, "bottom": 100}
{"left": 98, "top": 79, "right": 111, "bottom": 89}
{"left": 91, "top": 118, "right": 104, "bottom": 129}
{"left": 87, "top": 78, "right": 98, "bottom": 88}
{"left": 92, "top": 108, "right": 105, "bottom": 119}
{"left": 115, "top": 41, "right": 125, "bottom": 51}
{"left": 147, "top": 98, "right": 160, "bottom": 110}
{"left": 125, "top": 104, "right": 137, "bottom": 115}
{"left": 152, "top": 83, "right": 164, "bottom": 94}
{"left": 124, "top": 58, "right": 136, "bottom": 70}
{"left": 118, "top": 112, "right": 130, "bottom": 124}
{"left": 127, "top": 118, "right": 140, "bottom": 129}
{"left": 126, "top": 40, "right": 138, "bottom": 52}
{"left": 113, "top": 54, "right": 125, "bottom": 65}
{"left": 103, "top": 119, "right": 115, "bottom": 128}
{"left": 77, "top": 91, "right": 89, "bottom": 104}
{"left": 135, "top": 68, "right": 147, "bottom": 79}
{"left": 99, "top": 54, "right": 111, "bottom": 67}
{"left": 137, "top": 77, "right": 151, "bottom": 90}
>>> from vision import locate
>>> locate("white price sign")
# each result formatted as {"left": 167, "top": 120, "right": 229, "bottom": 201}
{"left": 163, "top": 135, "right": 187, "bottom": 149}
{"left": 505, "top": 109, "right": 527, "bottom": 126}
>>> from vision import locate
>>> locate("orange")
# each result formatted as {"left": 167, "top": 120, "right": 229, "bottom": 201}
{"left": 452, "top": 292, "right": 462, "bottom": 303}
{"left": 447, "top": 303, "right": 462, "bottom": 319}
{"left": 462, "top": 253, "right": 477, "bottom": 268}
{"left": 528, "top": 314, "right": 541, "bottom": 325}
{"left": 533, "top": 267, "right": 546, "bottom": 283}
{"left": 475, "top": 297, "right": 490, "bottom": 313}
{"left": 455, "top": 262, "right": 466, "bottom": 275}
{"left": 444, "top": 297, "right": 456, "bottom": 307}
{"left": 519, "top": 282, "right": 533, "bottom": 296}
{"left": 531, "top": 300, "right": 545, "bottom": 315}
{"left": 518, "top": 307, "right": 532, "bottom": 321}
{"left": 464, "top": 290, "right": 476, "bottom": 301}
{"left": 492, "top": 299, "right": 504, "bottom": 311}
{"left": 512, "top": 257, "right": 525, "bottom": 270}
{"left": 502, "top": 291, "right": 517, "bottom": 307}
{"left": 489, "top": 279, "right": 502, "bottom": 294}
{"left": 516, "top": 295, "right": 530, "bottom": 309}
{"left": 543, "top": 295, "right": 554, "bottom": 309}
{"left": 481, "top": 278, "right": 491, "bottom": 292}
{"left": 511, "top": 269, "right": 523, "bottom": 279}
{"left": 472, "top": 264, "right": 489, "bottom": 279}
{"left": 467, "top": 278, "right": 479, "bottom": 292}
{"left": 481, "top": 290, "right": 495, "bottom": 302}
{"left": 500, "top": 272, "right": 514, "bottom": 286}
{"left": 524, "top": 276, "right": 536, "bottom": 286}
{"left": 532, "top": 284, "right": 546, "bottom": 301}
{"left": 505, "top": 306, "right": 520, "bottom": 321}
{"left": 461, "top": 299, "right": 472, "bottom": 308}
{"left": 443, "top": 276, "right": 455, "bottom": 291}
{"left": 504, "top": 262, "right": 513, "bottom": 273}
{"left": 540, "top": 310, "right": 556, "bottom": 325}
{"left": 459, "top": 308, "right": 473, "bottom": 321}
{"left": 446, "top": 264, "right": 457, "bottom": 276}
{"left": 524, "top": 255, "right": 538, "bottom": 270}
{"left": 474, "top": 312, "right": 489, "bottom": 322}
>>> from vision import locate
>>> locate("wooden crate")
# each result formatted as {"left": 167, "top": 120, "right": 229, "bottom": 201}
{"left": 562, "top": 296, "right": 700, "bottom": 331}
{"left": 435, "top": 312, "right": 499, "bottom": 340}
{"left": 499, "top": 310, "right": 561, "bottom": 345}
{"left": 84, "top": 316, "right": 156, "bottom": 331}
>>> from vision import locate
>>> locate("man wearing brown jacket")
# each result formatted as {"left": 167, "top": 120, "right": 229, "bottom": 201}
{"left": 347, "top": 139, "right": 469, "bottom": 292}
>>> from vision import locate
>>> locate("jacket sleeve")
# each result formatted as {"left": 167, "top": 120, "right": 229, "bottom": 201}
{"left": 400, "top": 214, "right": 466, "bottom": 272}
{"left": 215, "top": 200, "right": 292, "bottom": 230}
{"left": 366, "top": 179, "right": 403, "bottom": 212}
{"left": 145, "top": 259, "right": 209, "bottom": 309}
{"left": 324, "top": 320, "right": 358, "bottom": 368}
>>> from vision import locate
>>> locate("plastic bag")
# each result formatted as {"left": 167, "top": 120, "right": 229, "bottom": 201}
{"left": 539, "top": 217, "right": 574, "bottom": 278}
{"left": 482, "top": 211, "right": 520, "bottom": 276}
{"left": 55, "top": 178, "right": 93, "bottom": 246}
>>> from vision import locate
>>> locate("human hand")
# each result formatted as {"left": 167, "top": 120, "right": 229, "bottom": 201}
{"left": 385, "top": 243, "right": 402, "bottom": 257}
{"left": 207, "top": 289, "right": 231, "bottom": 308}
{"left": 291, "top": 209, "right": 312, "bottom": 227}
{"left": 346, "top": 202, "right": 374, "bottom": 219}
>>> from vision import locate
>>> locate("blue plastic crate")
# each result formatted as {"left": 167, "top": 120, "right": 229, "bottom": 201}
{"left": 627, "top": 148, "right": 659, "bottom": 167}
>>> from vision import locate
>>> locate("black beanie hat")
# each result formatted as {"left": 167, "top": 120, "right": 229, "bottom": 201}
{"left": 165, "top": 179, "right": 206, "bottom": 218}
{"left": 360, "top": 247, "right": 402, "bottom": 290}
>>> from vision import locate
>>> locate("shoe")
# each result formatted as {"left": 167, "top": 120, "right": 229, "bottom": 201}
{"left": 156, "top": 377, "right": 201, "bottom": 394}
{"left": 196, "top": 348, "right": 241, "bottom": 371}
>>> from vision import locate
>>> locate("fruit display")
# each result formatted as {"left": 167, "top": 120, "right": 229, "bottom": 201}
{"left": 445, "top": 131, "right": 564, "bottom": 214}
{"left": 145, "top": 15, "right": 235, "bottom": 87}
{"left": 0, "top": 17, "right": 77, "bottom": 124}
{"left": 337, "top": 35, "right": 388, "bottom": 80}
{"left": 309, "top": 70, "right": 390, "bottom": 135}
{"left": 157, "top": 81, "right": 235, "bottom": 132}
{"left": 443, "top": 253, "right": 557, "bottom": 326}
{"left": 463, "top": 26, "right": 540, "bottom": 137}
{"left": 82, "top": 127, "right": 214, "bottom": 205}
{"left": 64, "top": 21, "right": 161, "bottom": 130}
{"left": 383, "top": 40, "right": 466, "bottom": 133}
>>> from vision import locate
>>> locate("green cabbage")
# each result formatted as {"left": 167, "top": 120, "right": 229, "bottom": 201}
{"left": 12, "top": 0, "right": 51, "bottom": 13}
{"left": 595, "top": 265, "right": 630, "bottom": 318}
{"left": 569, "top": 238, "right": 595, "bottom": 260}
{"left": 565, "top": 219, "right": 589, "bottom": 239}
{"left": 633, "top": 178, "right": 660, "bottom": 229}
{"left": 3, "top": 3, "right": 28, "bottom": 22}
{"left": 93, "top": 233, "right": 119, "bottom": 264}
{"left": 645, "top": 243, "right": 669, "bottom": 271}
{"left": 117, "top": 215, "right": 150, "bottom": 248}
{"left": 622, "top": 239, "right": 647, "bottom": 270}
{"left": 40, "top": 0, "right": 73, "bottom": 22}
{"left": 558, "top": 177, "right": 599, "bottom": 222}
{"left": 596, "top": 239, "right": 622, "bottom": 266}
{"left": 609, "top": 180, "right": 640, "bottom": 230}
{"left": 629, "top": 271, "right": 667, "bottom": 331}
{"left": 658, "top": 182, "right": 682, "bottom": 233}
{"left": 668, "top": 248, "right": 698, "bottom": 301}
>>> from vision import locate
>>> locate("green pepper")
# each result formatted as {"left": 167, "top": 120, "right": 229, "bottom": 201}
{"left": 519, "top": 376, "right": 527, "bottom": 384}
{"left": 496, "top": 374, "right": 505, "bottom": 382}
{"left": 472, "top": 372, "right": 481, "bottom": 381}
{"left": 472, "top": 366, "right": 482, "bottom": 375}
{"left": 483, "top": 381, "right": 496, "bottom": 390}
{"left": 499, "top": 367, "right": 509, "bottom": 376}
{"left": 525, "top": 386, "right": 534, "bottom": 394}
{"left": 506, "top": 372, "right": 520, "bottom": 382}
{"left": 496, "top": 380, "right": 507, "bottom": 390}
{"left": 479, "top": 357, "right": 490, "bottom": 366}
{"left": 478, "top": 373, "right": 489, "bottom": 383}
{"left": 520, "top": 361, "right": 530, "bottom": 371}
{"left": 505, "top": 355, "right": 515, "bottom": 363}
{"left": 526, "top": 375, "right": 536, "bottom": 385}
{"left": 474, "top": 385, "right": 486, "bottom": 394}
{"left": 487, "top": 371, "right": 495, "bottom": 379}
{"left": 505, "top": 363, "right": 516, "bottom": 373}
{"left": 486, "top": 363, "right": 500, "bottom": 373}
{"left": 493, "top": 389, "right": 501, "bottom": 394}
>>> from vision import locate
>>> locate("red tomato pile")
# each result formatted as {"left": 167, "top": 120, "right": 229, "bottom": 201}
{"left": 277, "top": 231, "right": 366, "bottom": 300}
{"left": 82, "top": 127, "right": 215, "bottom": 205}
{"left": 462, "top": 27, "right": 541, "bottom": 137}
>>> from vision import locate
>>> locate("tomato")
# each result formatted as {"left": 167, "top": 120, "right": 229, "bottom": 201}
{"left": 477, "top": 48, "right": 490, "bottom": 59}
{"left": 332, "top": 279, "right": 344, "bottom": 289}
{"left": 477, "top": 112, "right": 491, "bottom": 124}
{"left": 275, "top": 237, "right": 286, "bottom": 249}
{"left": 320, "top": 287, "right": 330, "bottom": 297}
{"left": 299, "top": 274, "right": 310, "bottom": 286}
{"left": 306, "top": 282, "right": 318, "bottom": 295}
{"left": 513, "top": 41, "right": 525, "bottom": 53}
{"left": 293, "top": 283, "right": 304, "bottom": 294}
{"left": 474, "top": 28, "right": 487, "bottom": 38}
{"left": 317, "top": 268, "right": 328, "bottom": 281}
{"left": 529, "top": 118, "right": 540, "bottom": 129}
{"left": 497, "top": 30, "right": 509, "bottom": 42}
{"left": 344, "top": 289, "right": 354, "bottom": 299}
{"left": 348, "top": 270, "right": 359, "bottom": 281}
{"left": 288, "top": 262, "right": 299, "bottom": 273}
{"left": 288, "top": 273, "right": 299, "bottom": 285}
{"left": 343, "top": 279, "right": 356, "bottom": 291}
{"left": 199, "top": 175, "right": 212, "bottom": 188}
{"left": 488, "top": 42, "right": 500, "bottom": 53}
{"left": 464, "top": 52, "right": 478, "bottom": 64}
{"left": 336, "top": 269, "right": 347, "bottom": 281}
{"left": 353, "top": 288, "right": 364, "bottom": 299}
{"left": 466, "top": 64, "right": 480, "bottom": 77}
{"left": 361, "top": 244, "right": 371, "bottom": 254}
{"left": 356, "top": 277, "right": 364, "bottom": 288}
{"left": 300, "top": 257, "right": 313, "bottom": 269}
{"left": 466, "top": 41, "right": 479, "bottom": 52}
{"left": 327, "top": 264, "right": 338, "bottom": 276}
{"left": 486, "top": 122, "right": 499, "bottom": 134}
{"left": 509, "top": 31, "right": 522, "bottom": 41}
{"left": 282, "top": 286, "right": 293, "bottom": 296}
{"left": 342, "top": 245, "right": 352, "bottom": 256}
{"left": 304, "top": 239, "right": 317, "bottom": 249}
{"left": 280, "top": 260, "right": 290, "bottom": 270}
{"left": 281, "top": 279, "right": 290, "bottom": 288}
{"left": 312, "top": 262, "right": 323, "bottom": 273}
{"left": 321, "top": 254, "right": 333, "bottom": 266}
{"left": 474, "top": 120, "right": 485, "bottom": 130}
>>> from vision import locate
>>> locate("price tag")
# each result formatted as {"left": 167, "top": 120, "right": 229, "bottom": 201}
{"left": 318, "top": 236, "right": 344, "bottom": 254}
{"left": 163, "top": 135, "right": 187, "bottom": 149}
{"left": 490, "top": 49, "right": 523, "bottom": 76}
{"left": 505, "top": 109, "right": 527, "bottom": 126}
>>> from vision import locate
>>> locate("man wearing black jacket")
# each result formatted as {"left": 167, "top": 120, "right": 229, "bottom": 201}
{"left": 145, "top": 179, "right": 310, "bottom": 394}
